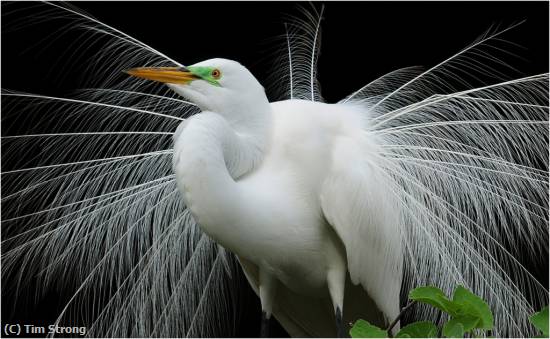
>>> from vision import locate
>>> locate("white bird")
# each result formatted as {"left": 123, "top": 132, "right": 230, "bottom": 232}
{"left": 2, "top": 3, "right": 547, "bottom": 338}
{"left": 127, "top": 60, "right": 402, "bottom": 336}
{"left": 123, "top": 51, "right": 548, "bottom": 336}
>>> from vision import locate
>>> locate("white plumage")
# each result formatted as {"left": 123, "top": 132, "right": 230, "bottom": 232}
{"left": 170, "top": 66, "right": 403, "bottom": 334}
{"left": 2, "top": 3, "right": 547, "bottom": 338}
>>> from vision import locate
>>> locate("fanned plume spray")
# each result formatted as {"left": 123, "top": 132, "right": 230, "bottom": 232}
{"left": 2, "top": 2, "right": 548, "bottom": 337}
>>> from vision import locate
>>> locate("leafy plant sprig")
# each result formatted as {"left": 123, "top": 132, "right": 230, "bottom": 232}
{"left": 530, "top": 306, "right": 549, "bottom": 338}
{"left": 349, "top": 285, "right": 548, "bottom": 338}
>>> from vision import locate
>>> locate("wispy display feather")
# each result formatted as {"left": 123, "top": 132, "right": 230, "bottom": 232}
{"left": 1, "top": 3, "right": 547, "bottom": 338}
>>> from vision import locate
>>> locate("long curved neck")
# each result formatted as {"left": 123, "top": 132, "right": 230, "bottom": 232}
{"left": 172, "top": 105, "right": 272, "bottom": 245}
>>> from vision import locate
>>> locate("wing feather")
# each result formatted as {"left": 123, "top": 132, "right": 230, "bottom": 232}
{"left": 320, "top": 135, "right": 403, "bottom": 322}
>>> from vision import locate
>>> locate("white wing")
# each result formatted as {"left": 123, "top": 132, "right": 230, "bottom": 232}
{"left": 320, "top": 134, "right": 403, "bottom": 322}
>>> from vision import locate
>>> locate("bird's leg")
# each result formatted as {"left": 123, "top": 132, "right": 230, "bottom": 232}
{"left": 327, "top": 244, "right": 347, "bottom": 338}
{"left": 335, "top": 306, "right": 344, "bottom": 338}
{"left": 261, "top": 310, "right": 270, "bottom": 338}
{"left": 259, "top": 270, "right": 277, "bottom": 338}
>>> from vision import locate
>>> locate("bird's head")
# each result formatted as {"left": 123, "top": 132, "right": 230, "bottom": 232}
{"left": 126, "top": 58, "right": 268, "bottom": 116}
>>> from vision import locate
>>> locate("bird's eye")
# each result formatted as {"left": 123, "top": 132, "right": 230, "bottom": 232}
{"left": 211, "top": 69, "right": 221, "bottom": 79}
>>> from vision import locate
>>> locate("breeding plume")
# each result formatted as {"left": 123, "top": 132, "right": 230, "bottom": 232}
{"left": 2, "top": 3, "right": 548, "bottom": 338}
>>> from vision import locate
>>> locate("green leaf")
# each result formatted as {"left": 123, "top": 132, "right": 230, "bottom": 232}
{"left": 349, "top": 320, "right": 388, "bottom": 338}
{"left": 453, "top": 315, "right": 479, "bottom": 334}
{"left": 452, "top": 286, "right": 493, "bottom": 330}
{"left": 396, "top": 321, "right": 438, "bottom": 338}
{"left": 409, "top": 286, "right": 453, "bottom": 313}
{"left": 443, "top": 319, "right": 465, "bottom": 338}
{"left": 530, "top": 306, "right": 549, "bottom": 337}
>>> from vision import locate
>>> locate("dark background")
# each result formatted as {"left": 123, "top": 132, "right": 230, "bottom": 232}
{"left": 3, "top": 2, "right": 549, "bottom": 102}
{"left": 2, "top": 1, "right": 549, "bottom": 337}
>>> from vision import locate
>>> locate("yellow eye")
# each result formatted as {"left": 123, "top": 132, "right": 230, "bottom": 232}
{"left": 211, "top": 69, "right": 221, "bottom": 79}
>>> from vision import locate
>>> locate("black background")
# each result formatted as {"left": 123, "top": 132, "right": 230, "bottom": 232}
{"left": 2, "top": 1, "right": 549, "bottom": 338}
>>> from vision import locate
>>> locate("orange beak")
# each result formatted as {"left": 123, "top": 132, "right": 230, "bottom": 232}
{"left": 125, "top": 66, "right": 198, "bottom": 84}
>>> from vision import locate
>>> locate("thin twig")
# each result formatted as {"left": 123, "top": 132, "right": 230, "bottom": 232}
{"left": 387, "top": 300, "right": 417, "bottom": 337}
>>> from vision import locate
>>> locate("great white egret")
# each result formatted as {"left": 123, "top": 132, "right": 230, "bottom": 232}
{"left": 125, "top": 60, "right": 402, "bottom": 337}
{"left": 1, "top": 2, "right": 548, "bottom": 338}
